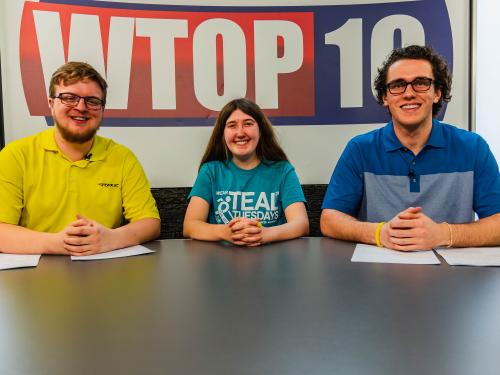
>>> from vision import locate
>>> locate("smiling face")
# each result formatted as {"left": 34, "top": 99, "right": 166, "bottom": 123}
{"left": 383, "top": 59, "right": 441, "bottom": 132}
{"left": 49, "top": 79, "right": 104, "bottom": 144}
{"left": 223, "top": 109, "right": 260, "bottom": 168}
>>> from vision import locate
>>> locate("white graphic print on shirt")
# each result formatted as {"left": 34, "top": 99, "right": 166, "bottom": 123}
{"left": 215, "top": 190, "right": 280, "bottom": 225}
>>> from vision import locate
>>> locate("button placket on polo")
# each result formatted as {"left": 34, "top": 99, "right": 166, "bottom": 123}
{"left": 400, "top": 148, "right": 420, "bottom": 193}
{"left": 409, "top": 158, "right": 420, "bottom": 193}
{"left": 68, "top": 164, "right": 78, "bottom": 194}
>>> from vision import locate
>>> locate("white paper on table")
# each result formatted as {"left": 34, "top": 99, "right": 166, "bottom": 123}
{"left": 437, "top": 247, "right": 500, "bottom": 266}
{"left": 351, "top": 244, "right": 441, "bottom": 265}
{"left": 0, "top": 254, "right": 42, "bottom": 270}
{"left": 71, "top": 245, "right": 154, "bottom": 261}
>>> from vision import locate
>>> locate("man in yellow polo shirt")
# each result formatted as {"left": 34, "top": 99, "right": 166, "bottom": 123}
{"left": 0, "top": 61, "right": 160, "bottom": 255}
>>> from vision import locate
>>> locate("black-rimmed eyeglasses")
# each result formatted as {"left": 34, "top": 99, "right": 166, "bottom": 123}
{"left": 386, "top": 77, "right": 434, "bottom": 95}
{"left": 52, "top": 93, "right": 105, "bottom": 110}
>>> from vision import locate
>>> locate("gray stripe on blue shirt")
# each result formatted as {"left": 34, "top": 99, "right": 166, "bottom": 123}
{"left": 361, "top": 171, "right": 474, "bottom": 223}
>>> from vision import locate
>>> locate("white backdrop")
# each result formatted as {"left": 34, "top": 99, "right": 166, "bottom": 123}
{"left": 476, "top": 0, "right": 500, "bottom": 163}
{"left": 0, "top": 0, "right": 470, "bottom": 187}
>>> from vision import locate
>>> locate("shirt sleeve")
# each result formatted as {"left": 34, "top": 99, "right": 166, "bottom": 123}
{"left": 473, "top": 137, "right": 500, "bottom": 218}
{"left": 321, "top": 140, "right": 364, "bottom": 217}
{"left": 188, "top": 163, "right": 214, "bottom": 205}
{"left": 280, "top": 163, "right": 306, "bottom": 210}
{"left": 121, "top": 150, "right": 160, "bottom": 222}
{"left": 0, "top": 144, "right": 25, "bottom": 225}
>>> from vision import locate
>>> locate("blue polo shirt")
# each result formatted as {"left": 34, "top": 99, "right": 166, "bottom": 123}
{"left": 322, "top": 120, "right": 500, "bottom": 223}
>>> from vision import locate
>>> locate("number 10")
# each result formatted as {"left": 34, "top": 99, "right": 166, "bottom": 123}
{"left": 325, "top": 15, "right": 425, "bottom": 108}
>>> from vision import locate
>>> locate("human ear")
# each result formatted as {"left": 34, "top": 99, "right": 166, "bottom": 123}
{"left": 433, "top": 87, "right": 442, "bottom": 103}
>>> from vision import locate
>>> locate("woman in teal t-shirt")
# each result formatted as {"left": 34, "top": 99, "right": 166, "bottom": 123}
{"left": 183, "top": 98, "right": 309, "bottom": 247}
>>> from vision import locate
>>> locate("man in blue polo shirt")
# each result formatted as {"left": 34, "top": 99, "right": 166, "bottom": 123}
{"left": 320, "top": 45, "right": 500, "bottom": 250}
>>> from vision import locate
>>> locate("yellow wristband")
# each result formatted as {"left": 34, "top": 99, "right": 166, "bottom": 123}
{"left": 375, "top": 222, "right": 385, "bottom": 248}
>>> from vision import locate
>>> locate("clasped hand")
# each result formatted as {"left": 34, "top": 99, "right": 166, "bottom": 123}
{"left": 60, "top": 214, "right": 114, "bottom": 256}
{"left": 380, "top": 207, "right": 449, "bottom": 251}
{"left": 228, "top": 217, "right": 265, "bottom": 247}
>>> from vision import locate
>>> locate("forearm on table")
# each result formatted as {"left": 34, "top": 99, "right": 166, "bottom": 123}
{"left": 320, "top": 209, "right": 378, "bottom": 245}
{"left": 450, "top": 213, "right": 500, "bottom": 247}
{"left": 109, "top": 218, "right": 160, "bottom": 249}
{"left": 263, "top": 217, "right": 309, "bottom": 244}
{"left": 183, "top": 219, "right": 231, "bottom": 242}
{"left": 0, "top": 222, "right": 60, "bottom": 254}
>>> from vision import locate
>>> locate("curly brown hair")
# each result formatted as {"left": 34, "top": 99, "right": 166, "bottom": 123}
{"left": 373, "top": 45, "right": 452, "bottom": 116}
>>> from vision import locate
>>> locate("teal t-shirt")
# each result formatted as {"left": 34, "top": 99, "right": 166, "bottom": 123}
{"left": 188, "top": 160, "right": 306, "bottom": 226}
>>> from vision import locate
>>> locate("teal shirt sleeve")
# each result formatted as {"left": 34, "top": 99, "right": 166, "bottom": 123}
{"left": 280, "top": 163, "right": 306, "bottom": 210}
{"left": 188, "top": 163, "right": 213, "bottom": 205}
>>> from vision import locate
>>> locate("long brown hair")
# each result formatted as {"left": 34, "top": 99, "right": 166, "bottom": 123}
{"left": 199, "top": 98, "right": 288, "bottom": 170}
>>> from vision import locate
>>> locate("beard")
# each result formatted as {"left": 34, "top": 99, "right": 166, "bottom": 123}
{"left": 55, "top": 122, "right": 100, "bottom": 144}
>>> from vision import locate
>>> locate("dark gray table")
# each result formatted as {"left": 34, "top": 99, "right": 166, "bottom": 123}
{"left": 1, "top": 238, "right": 500, "bottom": 375}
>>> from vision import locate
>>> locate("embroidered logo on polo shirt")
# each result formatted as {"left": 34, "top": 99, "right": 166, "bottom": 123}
{"left": 98, "top": 183, "right": 120, "bottom": 188}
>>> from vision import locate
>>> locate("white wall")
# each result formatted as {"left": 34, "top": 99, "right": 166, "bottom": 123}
{"left": 476, "top": 1, "right": 500, "bottom": 161}
{"left": 444, "top": 0, "right": 469, "bottom": 128}
{"left": 1, "top": 1, "right": 25, "bottom": 150}
{"left": 0, "top": 0, "right": 6, "bottom": 145}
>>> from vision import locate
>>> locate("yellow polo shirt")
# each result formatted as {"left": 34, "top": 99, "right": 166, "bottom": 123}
{"left": 0, "top": 128, "right": 159, "bottom": 233}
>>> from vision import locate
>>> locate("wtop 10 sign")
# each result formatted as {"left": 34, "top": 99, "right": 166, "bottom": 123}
{"left": 20, "top": 0, "right": 452, "bottom": 127}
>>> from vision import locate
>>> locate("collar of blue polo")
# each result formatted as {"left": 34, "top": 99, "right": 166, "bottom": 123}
{"left": 383, "top": 119, "right": 447, "bottom": 153}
